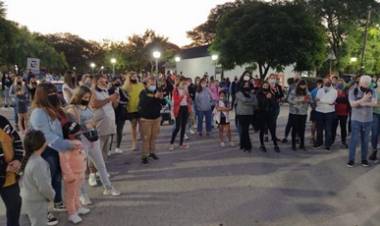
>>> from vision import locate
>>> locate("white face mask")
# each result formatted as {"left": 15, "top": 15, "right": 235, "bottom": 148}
{"left": 243, "top": 76, "right": 250, "bottom": 81}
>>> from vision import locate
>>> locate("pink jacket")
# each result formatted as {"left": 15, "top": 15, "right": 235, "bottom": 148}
{"left": 59, "top": 148, "right": 86, "bottom": 182}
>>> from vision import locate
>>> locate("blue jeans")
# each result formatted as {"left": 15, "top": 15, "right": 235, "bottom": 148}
{"left": 371, "top": 113, "right": 380, "bottom": 150}
{"left": 349, "top": 120, "right": 371, "bottom": 162}
{"left": 316, "top": 111, "right": 336, "bottom": 148}
{"left": 196, "top": 110, "right": 212, "bottom": 134}
{"left": 42, "top": 147, "right": 62, "bottom": 203}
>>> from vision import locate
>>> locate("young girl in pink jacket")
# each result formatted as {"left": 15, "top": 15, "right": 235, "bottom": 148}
{"left": 60, "top": 121, "right": 90, "bottom": 224}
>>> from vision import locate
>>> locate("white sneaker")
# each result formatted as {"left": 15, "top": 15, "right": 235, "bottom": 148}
{"left": 77, "top": 207, "right": 91, "bottom": 215}
{"left": 189, "top": 129, "right": 195, "bottom": 135}
{"left": 88, "top": 173, "right": 97, "bottom": 187}
{"left": 103, "top": 187, "right": 121, "bottom": 196}
{"left": 130, "top": 144, "right": 137, "bottom": 151}
{"left": 95, "top": 172, "right": 110, "bottom": 178}
{"left": 185, "top": 134, "right": 189, "bottom": 140}
{"left": 169, "top": 144, "right": 175, "bottom": 151}
{"left": 80, "top": 195, "right": 92, "bottom": 206}
{"left": 68, "top": 214, "right": 82, "bottom": 224}
{"left": 220, "top": 142, "right": 225, "bottom": 147}
{"left": 114, "top": 148, "right": 123, "bottom": 154}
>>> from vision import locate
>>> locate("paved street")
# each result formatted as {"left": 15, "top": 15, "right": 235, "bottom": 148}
{"left": 0, "top": 106, "right": 379, "bottom": 226}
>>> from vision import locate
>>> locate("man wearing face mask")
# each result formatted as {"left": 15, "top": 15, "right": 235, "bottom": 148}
{"left": 91, "top": 74, "right": 119, "bottom": 159}
{"left": 315, "top": 77, "right": 338, "bottom": 150}
{"left": 348, "top": 75, "right": 377, "bottom": 167}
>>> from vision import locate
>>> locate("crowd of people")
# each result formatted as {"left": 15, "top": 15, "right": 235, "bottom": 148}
{"left": 0, "top": 68, "right": 379, "bottom": 226}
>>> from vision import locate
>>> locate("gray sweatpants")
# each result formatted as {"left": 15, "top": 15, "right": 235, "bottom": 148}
{"left": 23, "top": 200, "right": 48, "bottom": 226}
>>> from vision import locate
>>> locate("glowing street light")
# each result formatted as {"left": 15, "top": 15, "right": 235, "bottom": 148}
{"left": 175, "top": 56, "right": 181, "bottom": 62}
{"left": 153, "top": 51, "right": 161, "bottom": 74}
{"left": 350, "top": 57, "right": 358, "bottom": 63}
{"left": 90, "top": 62, "right": 96, "bottom": 74}
{"left": 110, "top": 58, "right": 117, "bottom": 77}
{"left": 211, "top": 54, "right": 219, "bottom": 61}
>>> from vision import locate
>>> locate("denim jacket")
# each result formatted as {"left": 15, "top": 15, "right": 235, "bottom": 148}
{"left": 30, "top": 108, "right": 72, "bottom": 152}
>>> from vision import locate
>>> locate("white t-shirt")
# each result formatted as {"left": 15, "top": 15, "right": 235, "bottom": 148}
{"left": 93, "top": 88, "right": 116, "bottom": 136}
{"left": 316, "top": 87, "right": 338, "bottom": 113}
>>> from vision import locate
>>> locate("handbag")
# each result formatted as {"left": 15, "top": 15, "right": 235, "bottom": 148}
{"left": 83, "top": 128, "right": 99, "bottom": 142}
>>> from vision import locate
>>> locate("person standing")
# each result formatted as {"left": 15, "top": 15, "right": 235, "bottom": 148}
{"left": 170, "top": 79, "right": 192, "bottom": 150}
{"left": 282, "top": 74, "right": 300, "bottom": 143}
{"left": 63, "top": 71, "right": 76, "bottom": 104}
{"left": 288, "top": 80, "right": 312, "bottom": 151}
{"left": 109, "top": 77, "right": 128, "bottom": 154}
{"left": 10, "top": 77, "right": 29, "bottom": 134}
{"left": 2, "top": 73, "right": 13, "bottom": 108}
{"left": 123, "top": 72, "right": 144, "bottom": 151}
{"left": 315, "top": 78, "right": 338, "bottom": 150}
{"left": 139, "top": 77, "right": 165, "bottom": 164}
{"left": 20, "top": 130, "right": 55, "bottom": 226}
{"left": 91, "top": 74, "right": 119, "bottom": 159}
{"left": 30, "top": 83, "right": 81, "bottom": 224}
{"left": 369, "top": 78, "right": 380, "bottom": 162}
{"left": 332, "top": 81, "right": 350, "bottom": 148}
{"left": 194, "top": 78, "right": 213, "bottom": 136}
{"left": 348, "top": 75, "right": 377, "bottom": 167}
{"left": 235, "top": 81, "right": 257, "bottom": 152}
{"left": 0, "top": 114, "right": 23, "bottom": 226}
{"left": 230, "top": 76, "right": 238, "bottom": 105}
{"left": 187, "top": 77, "right": 196, "bottom": 134}
{"left": 310, "top": 79, "right": 323, "bottom": 145}
{"left": 256, "top": 82, "right": 280, "bottom": 153}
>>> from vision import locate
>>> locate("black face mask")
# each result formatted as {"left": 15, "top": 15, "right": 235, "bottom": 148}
{"left": 114, "top": 82, "right": 121, "bottom": 87}
{"left": 80, "top": 99, "right": 90, "bottom": 106}
{"left": 130, "top": 79, "right": 137, "bottom": 84}
{"left": 17, "top": 82, "right": 22, "bottom": 86}
{"left": 360, "top": 87, "right": 369, "bottom": 93}
{"left": 47, "top": 94, "right": 60, "bottom": 108}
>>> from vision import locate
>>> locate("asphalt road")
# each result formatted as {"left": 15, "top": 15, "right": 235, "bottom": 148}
{"left": 0, "top": 106, "right": 379, "bottom": 226}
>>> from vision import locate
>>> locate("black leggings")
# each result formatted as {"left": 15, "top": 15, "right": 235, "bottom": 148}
{"left": 292, "top": 114, "right": 307, "bottom": 147}
{"left": 284, "top": 113, "right": 297, "bottom": 139}
{"left": 259, "top": 116, "right": 278, "bottom": 146}
{"left": 116, "top": 120, "right": 126, "bottom": 148}
{"left": 238, "top": 115, "right": 252, "bottom": 151}
{"left": 332, "top": 115, "right": 348, "bottom": 144}
{"left": 0, "top": 183, "right": 21, "bottom": 226}
{"left": 170, "top": 106, "right": 189, "bottom": 145}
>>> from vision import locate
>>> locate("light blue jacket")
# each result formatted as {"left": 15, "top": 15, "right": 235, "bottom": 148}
{"left": 30, "top": 108, "right": 72, "bottom": 152}
{"left": 195, "top": 89, "right": 212, "bottom": 112}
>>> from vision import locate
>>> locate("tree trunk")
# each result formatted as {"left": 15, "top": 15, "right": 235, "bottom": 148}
{"left": 258, "top": 62, "right": 270, "bottom": 80}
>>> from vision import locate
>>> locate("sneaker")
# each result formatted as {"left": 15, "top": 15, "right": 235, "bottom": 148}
{"left": 131, "top": 143, "right": 137, "bottom": 151}
{"left": 347, "top": 161, "right": 355, "bottom": 168}
{"left": 107, "top": 151, "right": 113, "bottom": 157}
{"left": 369, "top": 151, "right": 378, "bottom": 162}
{"left": 274, "top": 145, "right": 280, "bottom": 153}
{"left": 103, "top": 187, "right": 121, "bottom": 196}
{"left": 53, "top": 202, "right": 66, "bottom": 212}
{"left": 169, "top": 144, "right": 175, "bottom": 151}
{"left": 342, "top": 142, "right": 348, "bottom": 148}
{"left": 189, "top": 129, "right": 195, "bottom": 135}
{"left": 77, "top": 207, "right": 91, "bottom": 215}
{"left": 68, "top": 214, "right": 82, "bottom": 224}
{"left": 361, "top": 160, "right": 369, "bottom": 167}
{"left": 47, "top": 212, "right": 59, "bottom": 226}
{"left": 114, "top": 148, "right": 123, "bottom": 154}
{"left": 142, "top": 157, "right": 149, "bottom": 164}
{"left": 80, "top": 195, "right": 92, "bottom": 206}
{"left": 220, "top": 142, "right": 225, "bottom": 147}
{"left": 260, "top": 146, "right": 267, "bottom": 153}
{"left": 185, "top": 134, "right": 190, "bottom": 140}
{"left": 88, "top": 173, "right": 98, "bottom": 187}
{"left": 325, "top": 146, "right": 331, "bottom": 151}
{"left": 282, "top": 138, "right": 288, "bottom": 144}
{"left": 149, "top": 153, "right": 159, "bottom": 160}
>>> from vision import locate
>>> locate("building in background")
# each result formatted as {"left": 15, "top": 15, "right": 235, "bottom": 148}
{"left": 172, "top": 45, "right": 314, "bottom": 87}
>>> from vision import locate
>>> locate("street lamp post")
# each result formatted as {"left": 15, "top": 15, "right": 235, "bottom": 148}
{"left": 153, "top": 51, "right": 161, "bottom": 75}
{"left": 90, "top": 62, "right": 96, "bottom": 74}
{"left": 110, "top": 58, "right": 117, "bottom": 77}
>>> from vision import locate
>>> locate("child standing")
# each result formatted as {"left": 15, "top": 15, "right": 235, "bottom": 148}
{"left": 12, "top": 78, "right": 29, "bottom": 134}
{"left": 60, "top": 121, "right": 89, "bottom": 224}
{"left": 20, "top": 130, "right": 55, "bottom": 226}
{"left": 214, "top": 91, "right": 233, "bottom": 147}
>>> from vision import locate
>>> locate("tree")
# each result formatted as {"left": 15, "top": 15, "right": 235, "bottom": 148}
{"left": 0, "top": 0, "right": 5, "bottom": 18}
{"left": 308, "top": 0, "right": 380, "bottom": 70}
{"left": 211, "top": 1, "right": 327, "bottom": 80}
{"left": 186, "top": 0, "right": 246, "bottom": 47}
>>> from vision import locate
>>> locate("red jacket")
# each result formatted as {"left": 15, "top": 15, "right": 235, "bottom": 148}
{"left": 172, "top": 88, "right": 192, "bottom": 117}
{"left": 335, "top": 91, "right": 350, "bottom": 116}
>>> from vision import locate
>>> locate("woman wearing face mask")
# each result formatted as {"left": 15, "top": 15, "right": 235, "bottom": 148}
{"left": 30, "top": 83, "right": 82, "bottom": 224}
{"left": 123, "top": 72, "right": 144, "bottom": 151}
{"left": 169, "top": 79, "right": 192, "bottom": 150}
{"left": 235, "top": 81, "right": 257, "bottom": 152}
{"left": 91, "top": 74, "right": 119, "bottom": 159}
{"left": 288, "top": 80, "right": 312, "bottom": 151}
{"left": 256, "top": 82, "right": 280, "bottom": 152}
{"left": 268, "top": 74, "right": 284, "bottom": 136}
{"left": 66, "top": 86, "right": 120, "bottom": 202}
{"left": 332, "top": 80, "right": 349, "bottom": 148}
{"left": 195, "top": 78, "right": 213, "bottom": 136}
{"left": 138, "top": 76, "right": 165, "bottom": 164}
{"left": 315, "top": 78, "right": 338, "bottom": 150}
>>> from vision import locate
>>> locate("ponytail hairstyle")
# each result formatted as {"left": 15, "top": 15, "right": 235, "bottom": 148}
{"left": 20, "top": 130, "right": 46, "bottom": 174}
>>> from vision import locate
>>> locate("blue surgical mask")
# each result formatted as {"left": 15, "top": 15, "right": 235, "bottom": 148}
{"left": 148, "top": 85, "right": 156, "bottom": 92}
